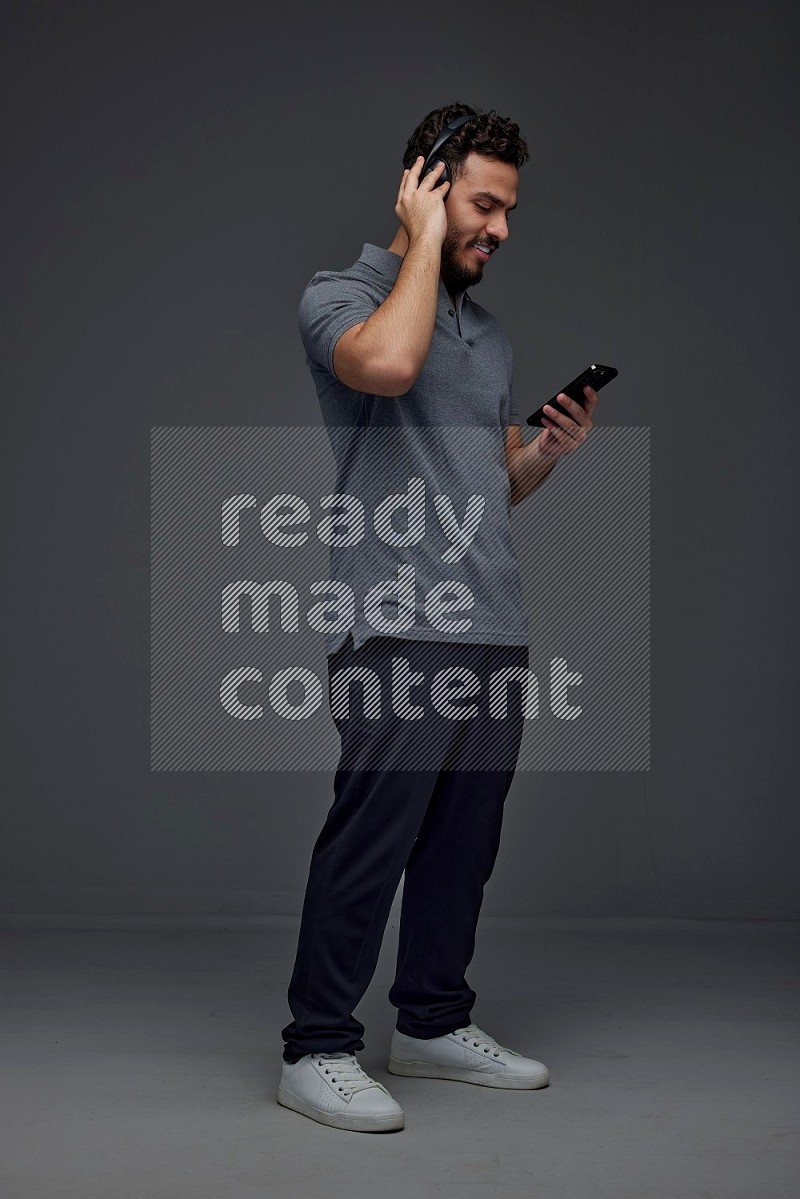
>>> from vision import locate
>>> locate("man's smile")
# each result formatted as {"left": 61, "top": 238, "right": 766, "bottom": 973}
{"left": 469, "top": 240, "right": 497, "bottom": 262}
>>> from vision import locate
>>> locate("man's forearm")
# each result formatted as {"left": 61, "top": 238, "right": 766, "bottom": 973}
{"left": 508, "top": 435, "right": 559, "bottom": 506}
{"left": 350, "top": 236, "right": 441, "bottom": 389}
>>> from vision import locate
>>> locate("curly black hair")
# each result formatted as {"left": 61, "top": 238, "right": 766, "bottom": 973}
{"left": 402, "top": 101, "right": 529, "bottom": 181}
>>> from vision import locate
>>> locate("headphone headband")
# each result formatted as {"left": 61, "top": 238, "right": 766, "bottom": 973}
{"left": 422, "top": 111, "right": 479, "bottom": 171}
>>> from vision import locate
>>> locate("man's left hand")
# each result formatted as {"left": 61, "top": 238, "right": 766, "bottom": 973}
{"left": 538, "top": 385, "right": 598, "bottom": 457}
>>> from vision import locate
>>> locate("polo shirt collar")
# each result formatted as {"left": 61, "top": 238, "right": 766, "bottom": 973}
{"left": 358, "top": 242, "right": 468, "bottom": 317}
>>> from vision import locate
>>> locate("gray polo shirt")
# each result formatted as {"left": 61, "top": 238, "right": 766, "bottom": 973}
{"left": 298, "top": 241, "right": 530, "bottom": 656}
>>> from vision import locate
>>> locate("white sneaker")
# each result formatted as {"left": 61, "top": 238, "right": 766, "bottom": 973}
{"left": 388, "top": 1022, "right": 550, "bottom": 1090}
{"left": 277, "top": 1052, "right": 405, "bottom": 1132}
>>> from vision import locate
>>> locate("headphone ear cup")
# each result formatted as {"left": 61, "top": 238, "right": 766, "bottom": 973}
{"left": 422, "top": 156, "right": 451, "bottom": 188}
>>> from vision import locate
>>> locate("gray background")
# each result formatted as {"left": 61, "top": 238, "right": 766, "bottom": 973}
{"left": 2, "top": 0, "right": 798, "bottom": 919}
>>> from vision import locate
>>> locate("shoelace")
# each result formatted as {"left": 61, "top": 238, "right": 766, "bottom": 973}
{"left": 452, "top": 1023, "right": 513, "bottom": 1058}
{"left": 311, "top": 1052, "right": 385, "bottom": 1096}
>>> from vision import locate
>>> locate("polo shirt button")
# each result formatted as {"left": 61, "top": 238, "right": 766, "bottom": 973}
{"left": 448, "top": 308, "right": 455, "bottom": 316}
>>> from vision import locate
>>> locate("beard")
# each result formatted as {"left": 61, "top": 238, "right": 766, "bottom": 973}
{"left": 440, "top": 219, "right": 485, "bottom": 295}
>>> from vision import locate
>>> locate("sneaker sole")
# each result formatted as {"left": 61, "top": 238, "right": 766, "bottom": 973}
{"left": 277, "top": 1086, "right": 405, "bottom": 1132}
{"left": 388, "top": 1057, "right": 550, "bottom": 1090}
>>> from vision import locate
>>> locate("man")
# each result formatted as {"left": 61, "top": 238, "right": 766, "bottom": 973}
{"left": 278, "top": 102, "right": 598, "bottom": 1132}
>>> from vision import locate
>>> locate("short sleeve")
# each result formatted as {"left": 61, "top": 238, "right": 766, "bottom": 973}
{"left": 298, "top": 274, "right": 378, "bottom": 381}
{"left": 501, "top": 332, "right": 521, "bottom": 427}
{"left": 508, "top": 374, "right": 521, "bottom": 427}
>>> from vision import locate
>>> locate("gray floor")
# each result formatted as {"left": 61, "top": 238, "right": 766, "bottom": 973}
{"left": 0, "top": 916, "right": 797, "bottom": 1198}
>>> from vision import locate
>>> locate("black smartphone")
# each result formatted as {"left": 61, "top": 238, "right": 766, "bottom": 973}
{"left": 526, "top": 364, "right": 618, "bottom": 427}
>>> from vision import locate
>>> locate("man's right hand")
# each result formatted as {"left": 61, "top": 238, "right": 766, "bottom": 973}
{"left": 395, "top": 156, "right": 449, "bottom": 246}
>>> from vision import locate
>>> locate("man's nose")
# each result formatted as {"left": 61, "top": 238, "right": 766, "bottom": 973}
{"left": 484, "top": 215, "right": 510, "bottom": 242}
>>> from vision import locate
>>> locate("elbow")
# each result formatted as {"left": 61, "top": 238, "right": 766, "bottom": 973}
{"left": 365, "top": 330, "right": 420, "bottom": 395}
{"left": 393, "top": 365, "right": 418, "bottom": 397}
{"left": 334, "top": 327, "right": 418, "bottom": 397}
{"left": 335, "top": 325, "right": 420, "bottom": 396}
{"left": 372, "top": 356, "right": 418, "bottom": 398}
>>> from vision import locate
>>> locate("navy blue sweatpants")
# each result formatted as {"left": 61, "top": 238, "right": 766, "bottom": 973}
{"left": 281, "top": 634, "right": 529, "bottom": 1063}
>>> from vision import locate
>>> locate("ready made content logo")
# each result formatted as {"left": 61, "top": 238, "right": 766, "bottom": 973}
{"left": 150, "top": 425, "right": 649, "bottom": 771}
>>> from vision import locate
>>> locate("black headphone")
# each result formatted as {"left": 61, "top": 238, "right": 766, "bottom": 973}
{"left": 420, "top": 112, "right": 477, "bottom": 189}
